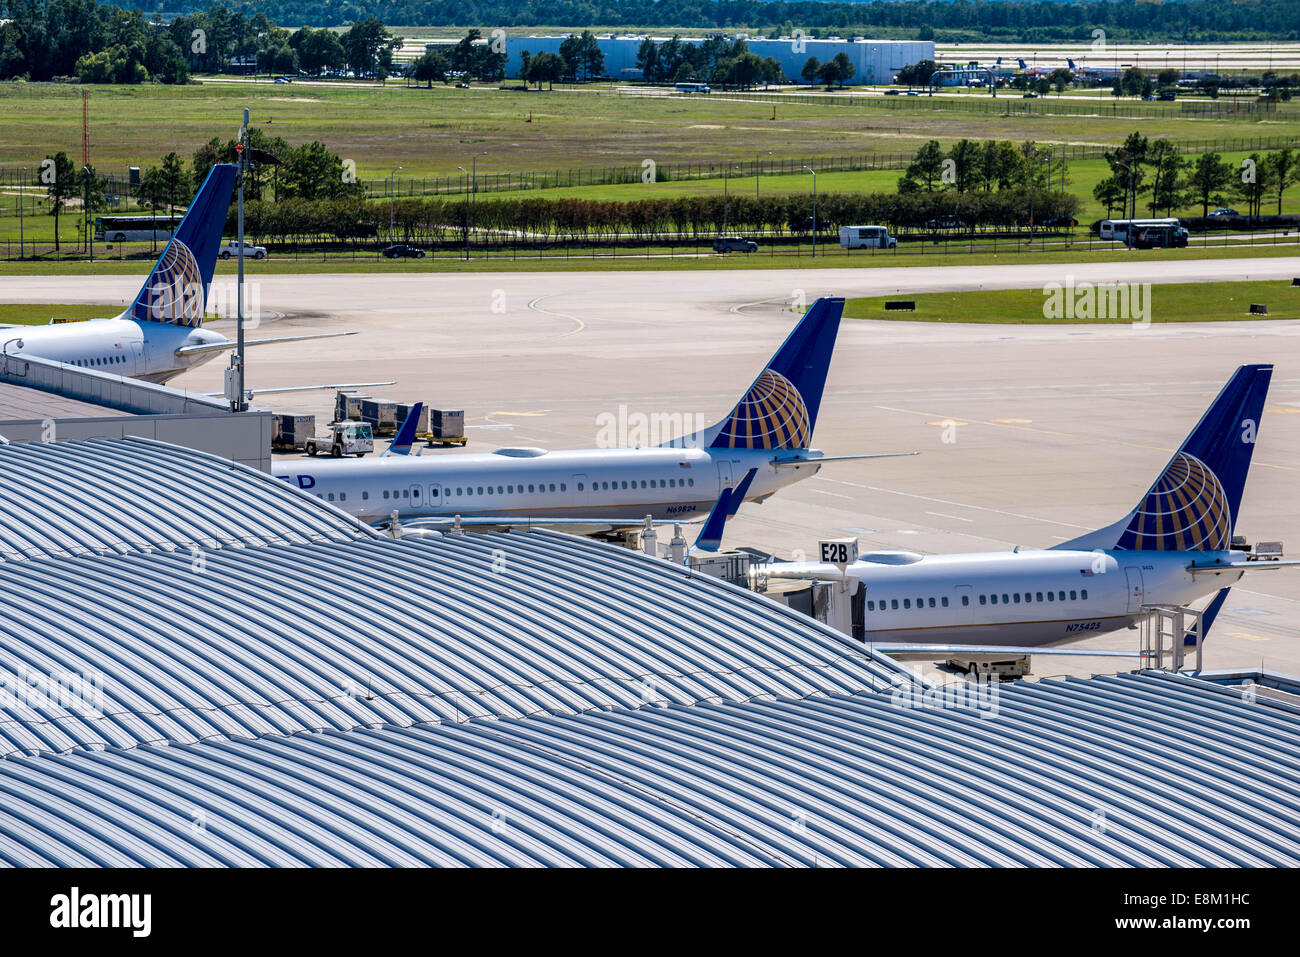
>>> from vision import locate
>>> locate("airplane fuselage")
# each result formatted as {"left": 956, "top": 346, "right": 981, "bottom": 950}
{"left": 274, "top": 446, "right": 823, "bottom": 526}
{"left": 766, "top": 548, "right": 1245, "bottom": 647}
{"left": 2, "top": 318, "right": 228, "bottom": 383}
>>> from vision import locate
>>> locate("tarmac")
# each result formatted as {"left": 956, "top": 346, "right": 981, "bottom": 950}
{"left": 5, "top": 257, "right": 1300, "bottom": 679}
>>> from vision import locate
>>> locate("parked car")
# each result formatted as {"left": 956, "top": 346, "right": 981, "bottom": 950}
{"left": 382, "top": 243, "right": 426, "bottom": 259}
{"left": 274, "top": 76, "right": 292, "bottom": 84}
{"left": 218, "top": 240, "right": 266, "bottom": 260}
{"left": 884, "top": 89, "right": 901, "bottom": 96}
{"left": 1038, "top": 216, "right": 1079, "bottom": 228}
{"left": 1022, "top": 91, "right": 1038, "bottom": 99}
{"left": 1209, "top": 207, "right": 1240, "bottom": 217}
{"left": 712, "top": 236, "right": 757, "bottom": 254}
{"left": 455, "top": 81, "right": 470, "bottom": 89}
{"left": 925, "top": 217, "right": 965, "bottom": 230}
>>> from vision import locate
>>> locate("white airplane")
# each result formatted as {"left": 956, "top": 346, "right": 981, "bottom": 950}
{"left": 757, "top": 364, "right": 1298, "bottom": 649}
{"left": 0, "top": 163, "right": 349, "bottom": 384}
{"left": 274, "top": 297, "right": 916, "bottom": 532}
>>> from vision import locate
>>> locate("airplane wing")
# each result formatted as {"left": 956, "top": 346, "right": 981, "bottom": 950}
{"left": 202, "top": 380, "right": 394, "bottom": 398}
{"left": 175, "top": 331, "right": 356, "bottom": 356}
{"left": 866, "top": 643, "right": 1143, "bottom": 658}
{"left": 771, "top": 451, "right": 919, "bottom": 469}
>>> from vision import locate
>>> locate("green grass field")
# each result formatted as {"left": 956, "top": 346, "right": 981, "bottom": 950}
{"left": 844, "top": 280, "right": 1300, "bottom": 323}
{"left": 0, "top": 303, "right": 119, "bottom": 325}
{"left": 3, "top": 79, "right": 1298, "bottom": 184}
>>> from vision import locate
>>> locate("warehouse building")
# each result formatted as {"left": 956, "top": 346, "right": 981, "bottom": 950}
{"left": 0, "top": 437, "right": 1296, "bottom": 866}
{"left": 409, "top": 34, "right": 934, "bottom": 86}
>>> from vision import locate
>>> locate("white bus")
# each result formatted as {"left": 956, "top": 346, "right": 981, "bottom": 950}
{"left": 95, "top": 214, "right": 183, "bottom": 243}
{"left": 839, "top": 225, "right": 898, "bottom": 249}
{"left": 1099, "top": 218, "right": 1180, "bottom": 242}
{"left": 674, "top": 82, "right": 711, "bottom": 94}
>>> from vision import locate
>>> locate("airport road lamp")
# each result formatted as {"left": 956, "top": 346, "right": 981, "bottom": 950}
{"left": 755, "top": 150, "right": 772, "bottom": 201}
{"left": 388, "top": 166, "right": 402, "bottom": 244}
{"left": 17, "top": 166, "right": 27, "bottom": 258}
{"left": 801, "top": 164, "right": 817, "bottom": 258}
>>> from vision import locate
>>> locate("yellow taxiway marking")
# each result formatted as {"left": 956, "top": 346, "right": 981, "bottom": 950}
{"left": 526, "top": 295, "right": 587, "bottom": 341}
{"left": 994, "top": 418, "right": 1033, "bottom": 424}
{"left": 490, "top": 411, "right": 551, "bottom": 417}
{"left": 1224, "top": 631, "right": 1270, "bottom": 642}
{"left": 926, "top": 419, "right": 968, "bottom": 427}
{"left": 875, "top": 404, "right": 1300, "bottom": 473}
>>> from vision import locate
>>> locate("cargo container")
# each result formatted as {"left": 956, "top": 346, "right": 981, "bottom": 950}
{"left": 430, "top": 408, "right": 467, "bottom": 446}
{"left": 272, "top": 413, "right": 316, "bottom": 452}
{"left": 360, "top": 399, "right": 399, "bottom": 435}
{"left": 334, "top": 391, "right": 371, "bottom": 423}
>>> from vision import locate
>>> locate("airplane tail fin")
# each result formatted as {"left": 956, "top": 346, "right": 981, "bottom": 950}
{"left": 1067, "top": 58, "right": 1077, "bottom": 70}
{"left": 1055, "top": 365, "right": 1272, "bottom": 552}
{"left": 121, "top": 163, "right": 236, "bottom": 328}
{"left": 383, "top": 402, "right": 424, "bottom": 457}
{"left": 1017, "top": 58, "right": 1028, "bottom": 70}
{"left": 669, "top": 297, "right": 844, "bottom": 451}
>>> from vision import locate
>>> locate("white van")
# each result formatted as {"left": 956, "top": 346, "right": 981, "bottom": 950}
{"left": 839, "top": 225, "right": 897, "bottom": 249}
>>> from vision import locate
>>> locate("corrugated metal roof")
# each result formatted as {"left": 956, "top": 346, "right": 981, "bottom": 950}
{"left": 0, "top": 530, "right": 904, "bottom": 758}
{"left": 0, "top": 671, "right": 1294, "bottom": 867}
{"left": 0, "top": 436, "right": 370, "bottom": 562}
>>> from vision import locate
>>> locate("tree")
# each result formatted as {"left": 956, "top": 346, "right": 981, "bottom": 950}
{"left": 524, "top": 51, "right": 565, "bottom": 90}
{"left": 635, "top": 38, "right": 659, "bottom": 83}
{"left": 159, "top": 152, "right": 186, "bottom": 218}
{"left": 1234, "top": 152, "right": 1268, "bottom": 219}
{"left": 899, "top": 140, "right": 945, "bottom": 193}
{"left": 799, "top": 57, "right": 821, "bottom": 85}
{"left": 1147, "top": 139, "right": 1186, "bottom": 215}
{"left": 342, "top": 17, "right": 396, "bottom": 78}
{"left": 948, "top": 139, "right": 982, "bottom": 192}
{"left": 412, "top": 50, "right": 449, "bottom": 88}
{"left": 1049, "top": 67, "right": 1072, "bottom": 94}
{"left": 1093, "top": 176, "right": 1127, "bottom": 219}
{"left": 759, "top": 57, "right": 785, "bottom": 88}
{"left": 816, "top": 52, "right": 854, "bottom": 89}
{"left": 1264, "top": 148, "right": 1297, "bottom": 214}
{"left": 43, "top": 151, "right": 77, "bottom": 253}
{"left": 1187, "top": 152, "right": 1234, "bottom": 218}
{"left": 896, "top": 59, "right": 938, "bottom": 89}
{"left": 137, "top": 165, "right": 168, "bottom": 253}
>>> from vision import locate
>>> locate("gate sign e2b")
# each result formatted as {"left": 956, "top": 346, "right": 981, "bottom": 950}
{"left": 819, "top": 538, "right": 859, "bottom": 565}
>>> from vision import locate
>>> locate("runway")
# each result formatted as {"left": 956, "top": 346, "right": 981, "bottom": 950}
{"left": 5, "top": 258, "right": 1300, "bottom": 677}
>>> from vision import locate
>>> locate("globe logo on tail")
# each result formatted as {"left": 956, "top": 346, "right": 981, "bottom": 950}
{"left": 714, "top": 369, "right": 811, "bottom": 450}
{"left": 132, "top": 239, "right": 204, "bottom": 327}
{"left": 1117, "top": 452, "right": 1232, "bottom": 551}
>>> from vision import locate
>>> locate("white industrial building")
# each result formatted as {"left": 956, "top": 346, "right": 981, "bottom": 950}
{"left": 409, "top": 34, "right": 935, "bottom": 86}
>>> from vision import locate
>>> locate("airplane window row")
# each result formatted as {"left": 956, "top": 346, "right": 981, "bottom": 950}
{"left": 977, "top": 590, "right": 1087, "bottom": 605}
{"left": 576, "top": 478, "right": 695, "bottom": 492}
{"left": 867, "top": 596, "right": 950, "bottom": 611}
{"left": 867, "top": 589, "right": 1089, "bottom": 612}
{"left": 72, "top": 355, "right": 126, "bottom": 368}
{"left": 450, "top": 483, "right": 567, "bottom": 497}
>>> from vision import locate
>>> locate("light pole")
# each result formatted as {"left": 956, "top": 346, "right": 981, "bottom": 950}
{"left": 82, "top": 165, "right": 93, "bottom": 263}
{"left": 801, "top": 164, "right": 817, "bottom": 258}
{"left": 388, "top": 165, "right": 402, "bottom": 244}
{"left": 755, "top": 150, "right": 771, "bottom": 201}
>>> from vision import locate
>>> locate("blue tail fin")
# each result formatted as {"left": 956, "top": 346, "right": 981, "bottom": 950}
{"left": 682, "top": 297, "right": 843, "bottom": 451}
{"left": 1058, "top": 365, "right": 1272, "bottom": 552}
{"left": 123, "top": 164, "right": 236, "bottom": 327}
{"left": 384, "top": 402, "right": 423, "bottom": 457}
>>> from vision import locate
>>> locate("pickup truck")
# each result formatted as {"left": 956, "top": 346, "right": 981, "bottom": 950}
{"left": 219, "top": 240, "right": 267, "bottom": 260}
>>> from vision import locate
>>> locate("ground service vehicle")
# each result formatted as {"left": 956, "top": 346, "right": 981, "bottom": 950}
{"left": 712, "top": 236, "right": 757, "bottom": 253}
{"left": 305, "top": 421, "right": 374, "bottom": 458}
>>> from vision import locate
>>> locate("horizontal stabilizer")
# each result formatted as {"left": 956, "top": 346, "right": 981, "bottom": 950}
{"left": 176, "top": 331, "right": 356, "bottom": 356}
{"left": 772, "top": 451, "right": 919, "bottom": 469}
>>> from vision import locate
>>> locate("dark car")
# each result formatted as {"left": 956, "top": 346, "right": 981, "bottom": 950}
{"left": 925, "top": 217, "right": 965, "bottom": 230}
{"left": 713, "top": 236, "right": 758, "bottom": 253}
{"left": 382, "top": 244, "right": 426, "bottom": 259}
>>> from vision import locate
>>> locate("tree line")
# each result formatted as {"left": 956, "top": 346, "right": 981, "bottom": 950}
{"left": 1094, "top": 133, "right": 1298, "bottom": 218}
{"left": 91, "top": 0, "right": 1300, "bottom": 42}
{"left": 237, "top": 189, "right": 1080, "bottom": 246}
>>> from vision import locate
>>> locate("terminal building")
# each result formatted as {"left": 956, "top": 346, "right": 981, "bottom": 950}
{"left": 409, "top": 34, "right": 935, "bottom": 86}
{"left": 0, "top": 434, "right": 1297, "bottom": 866}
